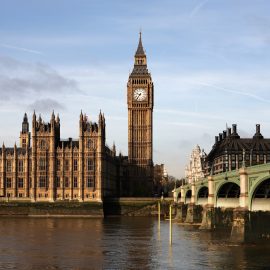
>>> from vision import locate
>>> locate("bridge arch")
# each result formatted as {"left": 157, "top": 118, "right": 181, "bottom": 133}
{"left": 250, "top": 177, "right": 270, "bottom": 211}
{"left": 185, "top": 189, "right": 191, "bottom": 204}
{"left": 196, "top": 186, "right": 208, "bottom": 205}
{"left": 216, "top": 181, "right": 240, "bottom": 208}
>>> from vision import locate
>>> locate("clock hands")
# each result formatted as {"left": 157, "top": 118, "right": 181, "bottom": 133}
{"left": 135, "top": 93, "right": 142, "bottom": 100}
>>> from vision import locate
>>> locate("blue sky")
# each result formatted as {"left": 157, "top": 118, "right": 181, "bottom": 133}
{"left": 1, "top": 0, "right": 270, "bottom": 177}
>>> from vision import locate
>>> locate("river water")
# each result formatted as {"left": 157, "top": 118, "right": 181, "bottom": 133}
{"left": 0, "top": 217, "right": 269, "bottom": 270}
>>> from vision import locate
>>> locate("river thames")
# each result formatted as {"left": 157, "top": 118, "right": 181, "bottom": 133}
{"left": 0, "top": 217, "right": 269, "bottom": 269}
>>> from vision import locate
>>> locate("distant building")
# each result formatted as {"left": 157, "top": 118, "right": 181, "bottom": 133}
{"left": 204, "top": 124, "right": 270, "bottom": 176}
{"left": 185, "top": 145, "right": 206, "bottom": 183}
{"left": 154, "top": 164, "right": 168, "bottom": 195}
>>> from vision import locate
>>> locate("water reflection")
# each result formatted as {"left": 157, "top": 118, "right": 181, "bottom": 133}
{"left": 0, "top": 217, "right": 270, "bottom": 269}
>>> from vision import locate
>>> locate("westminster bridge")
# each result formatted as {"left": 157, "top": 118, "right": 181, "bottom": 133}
{"left": 173, "top": 163, "right": 270, "bottom": 242}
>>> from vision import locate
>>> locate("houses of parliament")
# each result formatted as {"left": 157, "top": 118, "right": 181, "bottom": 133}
{"left": 0, "top": 34, "right": 154, "bottom": 202}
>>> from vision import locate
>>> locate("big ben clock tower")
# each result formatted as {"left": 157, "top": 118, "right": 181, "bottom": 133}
{"left": 127, "top": 33, "right": 154, "bottom": 196}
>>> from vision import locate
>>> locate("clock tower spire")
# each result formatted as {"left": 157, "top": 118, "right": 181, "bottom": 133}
{"left": 127, "top": 32, "right": 154, "bottom": 196}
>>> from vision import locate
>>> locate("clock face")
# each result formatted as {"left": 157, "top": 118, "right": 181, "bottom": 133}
{"left": 133, "top": 88, "right": 147, "bottom": 101}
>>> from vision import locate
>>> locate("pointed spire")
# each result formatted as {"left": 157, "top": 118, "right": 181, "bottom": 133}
{"left": 56, "top": 113, "right": 60, "bottom": 123}
{"left": 51, "top": 110, "right": 55, "bottom": 119}
{"left": 135, "top": 31, "right": 146, "bottom": 56}
{"left": 32, "top": 110, "right": 36, "bottom": 122}
{"left": 23, "top": 112, "right": 28, "bottom": 122}
{"left": 2, "top": 142, "right": 5, "bottom": 150}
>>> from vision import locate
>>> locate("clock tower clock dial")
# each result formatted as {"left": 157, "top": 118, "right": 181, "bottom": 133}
{"left": 127, "top": 32, "right": 154, "bottom": 196}
{"left": 133, "top": 88, "right": 147, "bottom": 101}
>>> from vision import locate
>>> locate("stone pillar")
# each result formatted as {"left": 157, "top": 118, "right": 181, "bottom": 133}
{"left": 49, "top": 131, "right": 55, "bottom": 202}
{"left": 185, "top": 203, "right": 203, "bottom": 224}
{"left": 239, "top": 167, "right": 248, "bottom": 209}
{"left": 1, "top": 145, "right": 6, "bottom": 197}
{"left": 175, "top": 202, "right": 187, "bottom": 222}
{"left": 208, "top": 175, "right": 215, "bottom": 206}
{"left": 180, "top": 186, "right": 185, "bottom": 204}
{"left": 25, "top": 148, "right": 29, "bottom": 197}
{"left": 31, "top": 113, "right": 37, "bottom": 202}
{"left": 200, "top": 205, "right": 215, "bottom": 230}
{"left": 13, "top": 144, "right": 17, "bottom": 198}
{"left": 231, "top": 207, "right": 250, "bottom": 242}
{"left": 191, "top": 181, "right": 195, "bottom": 204}
{"left": 61, "top": 143, "right": 65, "bottom": 200}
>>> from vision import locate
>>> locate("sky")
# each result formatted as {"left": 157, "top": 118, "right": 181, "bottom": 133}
{"left": 0, "top": 0, "right": 270, "bottom": 178}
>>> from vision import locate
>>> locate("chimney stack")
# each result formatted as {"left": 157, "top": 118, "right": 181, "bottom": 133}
{"left": 256, "top": 124, "right": 260, "bottom": 134}
{"left": 219, "top": 133, "right": 222, "bottom": 141}
{"left": 232, "top": 124, "right": 237, "bottom": 134}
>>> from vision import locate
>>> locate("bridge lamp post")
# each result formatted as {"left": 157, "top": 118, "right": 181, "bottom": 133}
{"left": 225, "top": 148, "right": 228, "bottom": 181}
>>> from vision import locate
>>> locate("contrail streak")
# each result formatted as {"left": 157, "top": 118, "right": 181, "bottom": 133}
{"left": 0, "top": 43, "right": 42, "bottom": 55}
{"left": 190, "top": 0, "right": 209, "bottom": 18}
{"left": 198, "top": 82, "right": 270, "bottom": 103}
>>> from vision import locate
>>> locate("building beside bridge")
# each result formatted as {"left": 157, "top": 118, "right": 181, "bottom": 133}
{"left": 175, "top": 124, "right": 270, "bottom": 212}
{"left": 185, "top": 145, "right": 206, "bottom": 184}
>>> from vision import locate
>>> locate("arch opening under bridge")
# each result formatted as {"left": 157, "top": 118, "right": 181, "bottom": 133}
{"left": 251, "top": 178, "right": 270, "bottom": 211}
{"left": 197, "top": 186, "right": 208, "bottom": 205}
{"left": 185, "top": 190, "right": 191, "bottom": 204}
{"left": 216, "top": 182, "right": 240, "bottom": 208}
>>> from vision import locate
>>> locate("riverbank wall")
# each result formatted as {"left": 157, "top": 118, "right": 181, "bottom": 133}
{"left": 0, "top": 198, "right": 173, "bottom": 218}
{"left": 103, "top": 198, "right": 172, "bottom": 217}
{"left": 0, "top": 202, "right": 104, "bottom": 217}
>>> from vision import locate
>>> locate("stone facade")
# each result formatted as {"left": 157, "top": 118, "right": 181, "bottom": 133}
{"left": 127, "top": 32, "right": 154, "bottom": 196}
{"left": 0, "top": 33, "right": 155, "bottom": 201}
{"left": 0, "top": 111, "right": 120, "bottom": 202}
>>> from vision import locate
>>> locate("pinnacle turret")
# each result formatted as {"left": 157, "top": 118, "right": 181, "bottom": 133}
{"left": 135, "top": 31, "right": 146, "bottom": 56}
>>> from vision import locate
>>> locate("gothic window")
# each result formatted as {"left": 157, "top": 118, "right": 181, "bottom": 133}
{"left": 238, "top": 155, "right": 243, "bottom": 161}
{"left": 65, "top": 160, "right": 69, "bottom": 171}
{"left": 57, "top": 159, "right": 61, "bottom": 171}
{"left": 40, "top": 140, "right": 46, "bottom": 150}
{"left": 252, "top": 155, "right": 257, "bottom": 161}
{"left": 6, "top": 160, "right": 12, "bottom": 172}
{"left": 18, "top": 160, "right": 24, "bottom": 172}
{"left": 87, "top": 139, "right": 93, "bottom": 149}
{"left": 259, "top": 154, "right": 264, "bottom": 161}
{"left": 231, "top": 154, "right": 235, "bottom": 161}
{"left": 74, "top": 177, "right": 78, "bottom": 188}
{"left": 39, "top": 176, "right": 46, "bottom": 188}
{"left": 73, "top": 159, "right": 78, "bottom": 171}
{"left": 65, "top": 177, "right": 69, "bottom": 188}
{"left": 18, "top": 178, "right": 24, "bottom": 188}
{"left": 39, "top": 158, "right": 46, "bottom": 171}
{"left": 29, "top": 160, "right": 32, "bottom": 172}
{"left": 87, "top": 159, "right": 94, "bottom": 171}
{"left": 87, "top": 176, "right": 94, "bottom": 188}
{"left": 56, "top": 177, "right": 60, "bottom": 188}
{"left": 6, "top": 178, "right": 12, "bottom": 188}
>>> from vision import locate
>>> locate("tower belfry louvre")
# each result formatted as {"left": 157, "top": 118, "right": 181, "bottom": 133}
{"left": 127, "top": 32, "right": 154, "bottom": 196}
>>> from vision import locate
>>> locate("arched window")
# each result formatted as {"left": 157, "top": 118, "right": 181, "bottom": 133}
{"left": 87, "top": 139, "right": 92, "bottom": 149}
{"left": 40, "top": 140, "right": 46, "bottom": 150}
